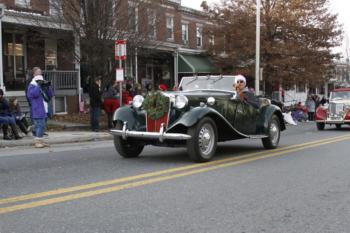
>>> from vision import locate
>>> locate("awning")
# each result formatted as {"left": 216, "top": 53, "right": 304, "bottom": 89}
{"left": 178, "top": 54, "right": 218, "bottom": 74}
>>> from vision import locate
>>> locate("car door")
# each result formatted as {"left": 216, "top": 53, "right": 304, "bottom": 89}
{"left": 233, "top": 101, "right": 259, "bottom": 135}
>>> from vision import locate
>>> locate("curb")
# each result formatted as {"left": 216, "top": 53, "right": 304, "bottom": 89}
{"left": 0, "top": 133, "right": 113, "bottom": 148}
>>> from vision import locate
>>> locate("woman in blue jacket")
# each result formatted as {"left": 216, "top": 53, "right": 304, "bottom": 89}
{"left": 27, "top": 75, "right": 53, "bottom": 148}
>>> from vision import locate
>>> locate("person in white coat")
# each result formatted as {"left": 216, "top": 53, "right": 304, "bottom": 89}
{"left": 305, "top": 96, "right": 316, "bottom": 121}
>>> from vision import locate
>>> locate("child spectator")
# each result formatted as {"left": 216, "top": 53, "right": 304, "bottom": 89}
{"left": 8, "top": 97, "right": 31, "bottom": 135}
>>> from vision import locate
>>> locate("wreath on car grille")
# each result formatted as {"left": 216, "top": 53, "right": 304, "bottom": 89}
{"left": 143, "top": 91, "right": 169, "bottom": 120}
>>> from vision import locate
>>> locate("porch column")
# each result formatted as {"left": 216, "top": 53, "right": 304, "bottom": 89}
{"left": 174, "top": 48, "right": 179, "bottom": 88}
{"left": 325, "top": 82, "right": 329, "bottom": 97}
{"left": 74, "top": 33, "right": 81, "bottom": 102}
{"left": 135, "top": 48, "right": 138, "bottom": 84}
{"left": 0, "top": 14, "right": 4, "bottom": 90}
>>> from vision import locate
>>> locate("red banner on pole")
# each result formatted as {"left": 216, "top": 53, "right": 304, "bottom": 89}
{"left": 115, "top": 40, "right": 126, "bottom": 60}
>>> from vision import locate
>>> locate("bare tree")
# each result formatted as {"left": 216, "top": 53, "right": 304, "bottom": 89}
{"left": 45, "top": 0, "right": 165, "bottom": 85}
{"left": 209, "top": 0, "right": 343, "bottom": 92}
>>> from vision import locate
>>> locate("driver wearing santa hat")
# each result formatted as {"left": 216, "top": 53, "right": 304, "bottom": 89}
{"left": 233, "top": 75, "right": 259, "bottom": 108}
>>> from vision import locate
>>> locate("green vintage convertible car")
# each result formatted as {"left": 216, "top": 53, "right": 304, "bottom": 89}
{"left": 110, "top": 75, "right": 286, "bottom": 162}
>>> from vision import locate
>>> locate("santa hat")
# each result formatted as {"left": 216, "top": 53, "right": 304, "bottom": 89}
{"left": 235, "top": 75, "right": 246, "bottom": 84}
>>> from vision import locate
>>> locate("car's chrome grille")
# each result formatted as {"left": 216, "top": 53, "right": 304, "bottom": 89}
{"left": 145, "top": 96, "right": 171, "bottom": 132}
{"left": 329, "top": 103, "right": 344, "bottom": 117}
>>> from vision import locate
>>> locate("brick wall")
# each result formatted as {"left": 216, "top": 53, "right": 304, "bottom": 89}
{"left": 66, "top": 96, "right": 78, "bottom": 113}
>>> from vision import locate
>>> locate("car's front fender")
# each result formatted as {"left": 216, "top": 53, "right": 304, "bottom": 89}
{"left": 168, "top": 106, "right": 218, "bottom": 129}
{"left": 112, "top": 106, "right": 146, "bottom": 130}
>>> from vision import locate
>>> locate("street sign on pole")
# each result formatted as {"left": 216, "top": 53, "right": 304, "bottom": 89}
{"left": 116, "top": 68, "right": 124, "bottom": 82}
{"left": 115, "top": 40, "right": 127, "bottom": 106}
{"left": 115, "top": 40, "right": 127, "bottom": 61}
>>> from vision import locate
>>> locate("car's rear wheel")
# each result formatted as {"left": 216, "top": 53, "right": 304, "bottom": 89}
{"left": 262, "top": 115, "right": 281, "bottom": 149}
{"left": 187, "top": 117, "right": 218, "bottom": 162}
{"left": 113, "top": 122, "right": 144, "bottom": 158}
{"left": 317, "top": 122, "right": 325, "bottom": 130}
{"left": 336, "top": 124, "right": 342, "bottom": 130}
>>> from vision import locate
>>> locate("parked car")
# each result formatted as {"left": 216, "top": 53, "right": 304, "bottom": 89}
{"left": 110, "top": 75, "right": 286, "bottom": 162}
{"left": 315, "top": 88, "right": 350, "bottom": 130}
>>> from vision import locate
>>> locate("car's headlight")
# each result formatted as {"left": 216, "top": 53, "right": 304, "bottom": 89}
{"left": 132, "top": 95, "right": 144, "bottom": 109}
{"left": 175, "top": 95, "right": 188, "bottom": 109}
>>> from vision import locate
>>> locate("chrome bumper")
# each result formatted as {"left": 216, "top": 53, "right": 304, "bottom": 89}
{"left": 110, "top": 122, "right": 191, "bottom": 142}
{"left": 316, "top": 119, "right": 350, "bottom": 124}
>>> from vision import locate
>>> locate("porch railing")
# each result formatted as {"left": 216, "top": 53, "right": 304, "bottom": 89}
{"left": 42, "top": 71, "right": 79, "bottom": 91}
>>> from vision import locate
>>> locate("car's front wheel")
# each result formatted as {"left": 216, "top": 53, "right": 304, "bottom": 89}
{"left": 262, "top": 115, "right": 281, "bottom": 149}
{"left": 113, "top": 122, "right": 144, "bottom": 158}
{"left": 187, "top": 117, "right": 218, "bottom": 162}
{"left": 317, "top": 122, "right": 325, "bottom": 130}
{"left": 336, "top": 124, "right": 342, "bottom": 130}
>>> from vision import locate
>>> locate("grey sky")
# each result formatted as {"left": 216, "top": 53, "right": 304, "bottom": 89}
{"left": 182, "top": 0, "right": 350, "bottom": 59}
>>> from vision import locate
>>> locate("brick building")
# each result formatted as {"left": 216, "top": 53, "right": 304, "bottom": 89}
{"left": 124, "top": 0, "right": 221, "bottom": 90}
{"left": 0, "top": 0, "right": 221, "bottom": 114}
{"left": 0, "top": 0, "right": 80, "bottom": 114}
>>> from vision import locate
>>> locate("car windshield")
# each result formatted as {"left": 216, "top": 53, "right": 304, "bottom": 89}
{"left": 180, "top": 76, "right": 235, "bottom": 92}
{"left": 330, "top": 91, "right": 350, "bottom": 100}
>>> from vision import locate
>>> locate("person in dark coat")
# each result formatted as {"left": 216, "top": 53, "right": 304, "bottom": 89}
{"left": 89, "top": 76, "right": 103, "bottom": 132}
{"left": 0, "top": 89, "right": 22, "bottom": 140}
{"left": 233, "top": 75, "right": 260, "bottom": 108}
{"left": 103, "top": 80, "right": 120, "bottom": 129}
{"left": 8, "top": 97, "right": 31, "bottom": 135}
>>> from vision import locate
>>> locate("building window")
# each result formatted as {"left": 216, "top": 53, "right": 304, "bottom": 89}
{"left": 182, "top": 23, "right": 189, "bottom": 45}
{"left": 166, "top": 15, "right": 174, "bottom": 40}
{"left": 54, "top": 96, "right": 67, "bottom": 114}
{"left": 196, "top": 27, "right": 203, "bottom": 47}
{"left": 209, "top": 34, "right": 215, "bottom": 46}
{"left": 148, "top": 9, "right": 156, "bottom": 39}
{"left": 45, "top": 39, "right": 57, "bottom": 70}
{"left": 49, "top": 0, "right": 62, "bottom": 15}
{"left": 128, "top": 7, "right": 137, "bottom": 31}
{"left": 15, "top": 0, "right": 30, "bottom": 7}
{"left": 3, "top": 33, "right": 27, "bottom": 91}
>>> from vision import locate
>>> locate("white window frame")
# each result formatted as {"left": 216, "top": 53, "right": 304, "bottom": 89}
{"left": 166, "top": 15, "right": 174, "bottom": 41}
{"left": 15, "top": 0, "right": 30, "bottom": 8}
{"left": 196, "top": 26, "right": 203, "bottom": 48}
{"left": 209, "top": 34, "right": 215, "bottom": 46}
{"left": 182, "top": 23, "right": 189, "bottom": 45}
{"left": 148, "top": 9, "right": 157, "bottom": 39}
{"left": 49, "top": 0, "right": 62, "bottom": 15}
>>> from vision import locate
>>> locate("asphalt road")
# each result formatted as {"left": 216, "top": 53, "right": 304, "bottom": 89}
{"left": 1, "top": 122, "right": 350, "bottom": 233}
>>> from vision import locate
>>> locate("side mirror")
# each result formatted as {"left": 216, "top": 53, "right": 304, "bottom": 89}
{"left": 0, "top": 4, "right": 5, "bottom": 18}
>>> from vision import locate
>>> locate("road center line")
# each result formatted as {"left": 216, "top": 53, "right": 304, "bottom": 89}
{"left": 1, "top": 134, "right": 349, "bottom": 206}
{"left": 1, "top": 134, "right": 350, "bottom": 214}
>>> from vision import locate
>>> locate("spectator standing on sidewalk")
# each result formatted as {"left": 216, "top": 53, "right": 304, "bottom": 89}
{"left": 103, "top": 80, "right": 120, "bottom": 129}
{"left": 27, "top": 75, "right": 53, "bottom": 148}
{"left": 0, "top": 89, "right": 23, "bottom": 140}
{"left": 122, "top": 83, "right": 133, "bottom": 106}
{"left": 305, "top": 96, "right": 316, "bottom": 121}
{"left": 89, "top": 76, "right": 102, "bottom": 132}
{"left": 25, "top": 67, "right": 42, "bottom": 134}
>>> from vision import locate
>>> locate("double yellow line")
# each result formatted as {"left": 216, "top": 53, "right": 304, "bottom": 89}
{"left": 1, "top": 134, "right": 350, "bottom": 214}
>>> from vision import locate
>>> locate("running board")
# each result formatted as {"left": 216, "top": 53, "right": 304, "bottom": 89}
{"left": 246, "top": 134, "right": 269, "bottom": 139}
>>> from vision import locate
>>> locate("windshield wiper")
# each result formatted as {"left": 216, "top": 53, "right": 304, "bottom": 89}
{"left": 185, "top": 76, "right": 198, "bottom": 86}
{"left": 211, "top": 76, "right": 224, "bottom": 84}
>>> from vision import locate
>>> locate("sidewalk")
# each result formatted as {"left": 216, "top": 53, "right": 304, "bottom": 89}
{"left": 0, "top": 120, "right": 113, "bottom": 148}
